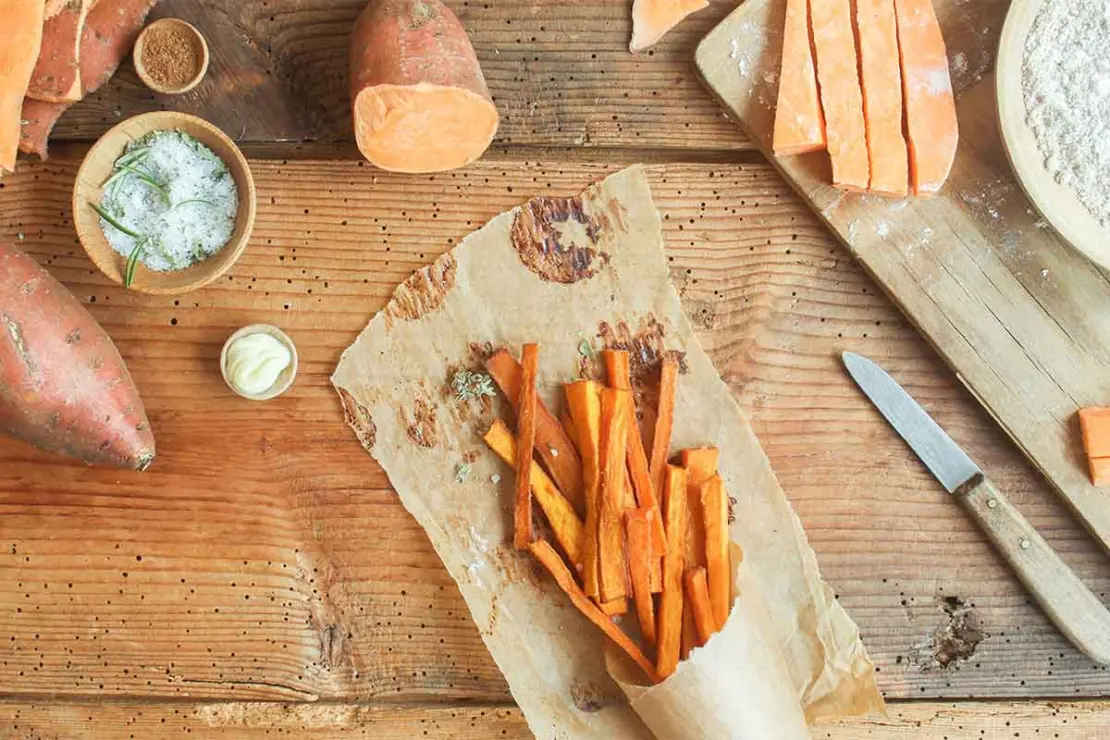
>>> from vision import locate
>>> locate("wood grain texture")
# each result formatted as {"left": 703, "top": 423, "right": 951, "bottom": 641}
{"left": 696, "top": 0, "right": 1110, "bottom": 555}
{"left": 3, "top": 155, "right": 1110, "bottom": 708}
{"left": 43, "top": 0, "right": 750, "bottom": 151}
{"left": 4, "top": 699, "right": 1110, "bottom": 738}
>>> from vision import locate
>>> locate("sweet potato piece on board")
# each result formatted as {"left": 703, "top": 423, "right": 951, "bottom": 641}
{"left": 1078, "top": 408, "right": 1110, "bottom": 459}
{"left": 629, "top": 0, "right": 709, "bottom": 53}
{"left": 28, "top": 0, "right": 92, "bottom": 103}
{"left": 483, "top": 420, "right": 583, "bottom": 568}
{"left": 0, "top": 0, "right": 46, "bottom": 174}
{"left": 894, "top": 0, "right": 958, "bottom": 195}
{"left": 20, "top": 0, "right": 159, "bottom": 159}
{"left": 0, "top": 242, "right": 155, "bottom": 470}
{"left": 657, "top": 465, "right": 688, "bottom": 679}
{"left": 529, "top": 540, "right": 659, "bottom": 684}
{"left": 857, "top": 0, "right": 908, "bottom": 196}
{"left": 773, "top": 0, "right": 826, "bottom": 156}
{"left": 626, "top": 508, "right": 658, "bottom": 646}
{"left": 566, "top": 380, "right": 603, "bottom": 600}
{"left": 599, "top": 388, "right": 633, "bottom": 603}
{"left": 1089, "top": 458, "right": 1110, "bottom": 488}
{"left": 487, "top": 349, "right": 584, "bottom": 509}
{"left": 514, "top": 344, "right": 539, "bottom": 550}
{"left": 349, "top": 0, "right": 499, "bottom": 173}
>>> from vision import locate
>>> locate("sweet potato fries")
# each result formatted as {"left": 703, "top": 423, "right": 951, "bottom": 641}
{"left": 481, "top": 343, "right": 737, "bottom": 684}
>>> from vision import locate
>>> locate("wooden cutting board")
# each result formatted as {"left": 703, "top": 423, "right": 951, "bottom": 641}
{"left": 695, "top": 0, "right": 1110, "bottom": 551}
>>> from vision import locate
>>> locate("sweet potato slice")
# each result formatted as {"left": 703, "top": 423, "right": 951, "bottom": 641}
{"left": 629, "top": 0, "right": 709, "bottom": 53}
{"left": 811, "top": 0, "right": 870, "bottom": 190}
{"left": 350, "top": 0, "right": 499, "bottom": 173}
{"left": 683, "top": 567, "right": 715, "bottom": 646}
{"left": 0, "top": 0, "right": 46, "bottom": 174}
{"left": 1090, "top": 458, "right": 1110, "bottom": 488}
{"left": 1078, "top": 408, "right": 1110, "bottom": 459}
{"left": 657, "top": 465, "right": 688, "bottom": 679}
{"left": 857, "top": 0, "right": 908, "bottom": 196}
{"left": 487, "top": 349, "right": 584, "bottom": 509}
{"left": 0, "top": 242, "right": 154, "bottom": 469}
{"left": 514, "top": 344, "right": 539, "bottom": 549}
{"left": 625, "top": 508, "right": 658, "bottom": 646}
{"left": 649, "top": 358, "right": 679, "bottom": 500}
{"left": 28, "top": 0, "right": 92, "bottom": 103}
{"left": 484, "top": 419, "right": 583, "bottom": 568}
{"left": 566, "top": 380, "right": 603, "bottom": 600}
{"left": 701, "top": 476, "right": 731, "bottom": 630}
{"left": 599, "top": 388, "right": 633, "bottom": 603}
{"left": 773, "top": 0, "right": 826, "bottom": 156}
{"left": 894, "top": 0, "right": 958, "bottom": 195}
{"left": 529, "top": 540, "right": 659, "bottom": 684}
{"left": 20, "top": 0, "right": 159, "bottom": 159}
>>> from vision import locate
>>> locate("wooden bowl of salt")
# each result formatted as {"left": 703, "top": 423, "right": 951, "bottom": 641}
{"left": 134, "top": 18, "right": 209, "bottom": 95}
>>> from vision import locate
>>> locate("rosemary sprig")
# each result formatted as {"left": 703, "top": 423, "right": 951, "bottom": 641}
{"left": 114, "top": 162, "right": 170, "bottom": 204}
{"left": 102, "top": 151, "right": 150, "bottom": 194}
{"left": 90, "top": 202, "right": 143, "bottom": 239}
{"left": 455, "top": 463, "right": 472, "bottom": 484}
{"left": 172, "top": 198, "right": 220, "bottom": 210}
{"left": 124, "top": 238, "right": 149, "bottom": 288}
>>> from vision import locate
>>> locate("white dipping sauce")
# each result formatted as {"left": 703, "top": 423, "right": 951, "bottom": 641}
{"left": 225, "top": 333, "right": 293, "bottom": 396}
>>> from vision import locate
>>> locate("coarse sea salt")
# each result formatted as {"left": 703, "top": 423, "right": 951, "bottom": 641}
{"left": 98, "top": 130, "right": 238, "bottom": 272}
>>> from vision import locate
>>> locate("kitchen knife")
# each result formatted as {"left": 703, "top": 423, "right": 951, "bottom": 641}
{"left": 843, "top": 352, "right": 1110, "bottom": 665}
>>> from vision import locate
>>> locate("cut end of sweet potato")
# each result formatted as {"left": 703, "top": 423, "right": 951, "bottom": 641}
{"left": 630, "top": 0, "right": 709, "bottom": 53}
{"left": 354, "top": 83, "right": 498, "bottom": 173}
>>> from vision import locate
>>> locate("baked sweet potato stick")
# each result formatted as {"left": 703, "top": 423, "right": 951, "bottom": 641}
{"left": 680, "top": 447, "right": 717, "bottom": 653}
{"left": 599, "top": 388, "right": 633, "bottom": 603}
{"left": 604, "top": 350, "right": 667, "bottom": 566}
{"left": 625, "top": 508, "right": 657, "bottom": 646}
{"left": 683, "top": 567, "right": 715, "bottom": 646}
{"left": 657, "top": 465, "right": 688, "bottom": 679}
{"left": 513, "top": 344, "right": 539, "bottom": 550}
{"left": 565, "top": 380, "right": 603, "bottom": 600}
{"left": 559, "top": 410, "right": 578, "bottom": 453}
{"left": 701, "top": 476, "right": 731, "bottom": 630}
{"left": 483, "top": 420, "right": 583, "bottom": 568}
{"left": 529, "top": 540, "right": 660, "bottom": 684}
{"left": 487, "top": 349, "right": 584, "bottom": 508}
{"left": 599, "top": 598, "right": 628, "bottom": 617}
{"left": 649, "top": 358, "right": 679, "bottom": 500}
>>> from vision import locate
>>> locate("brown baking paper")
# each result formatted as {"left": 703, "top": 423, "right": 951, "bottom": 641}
{"left": 332, "top": 165, "right": 883, "bottom": 738}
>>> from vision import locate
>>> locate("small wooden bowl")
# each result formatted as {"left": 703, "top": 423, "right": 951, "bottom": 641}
{"left": 220, "top": 325, "right": 298, "bottom": 401}
{"left": 134, "top": 18, "right": 209, "bottom": 95}
{"left": 72, "top": 111, "right": 256, "bottom": 295}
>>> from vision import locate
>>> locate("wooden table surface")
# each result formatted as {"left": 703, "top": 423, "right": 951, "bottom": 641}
{"left": 2, "top": 1, "right": 1110, "bottom": 737}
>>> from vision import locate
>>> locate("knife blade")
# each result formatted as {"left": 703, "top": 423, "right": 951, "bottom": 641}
{"left": 842, "top": 351, "right": 1110, "bottom": 665}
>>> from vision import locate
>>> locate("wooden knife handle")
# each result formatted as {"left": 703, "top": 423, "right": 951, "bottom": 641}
{"left": 956, "top": 474, "right": 1110, "bottom": 664}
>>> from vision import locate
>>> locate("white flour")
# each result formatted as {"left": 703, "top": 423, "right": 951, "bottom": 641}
{"left": 1022, "top": 0, "right": 1110, "bottom": 227}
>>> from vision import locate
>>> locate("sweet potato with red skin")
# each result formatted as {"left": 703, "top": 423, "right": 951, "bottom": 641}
{"left": 0, "top": 242, "right": 155, "bottom": 470}
{"left": 28, "top": 0, "right": 92, "bottom": 103}
{"left": 20, "top": 0, "right": 157, "bottom": 159}
{"left": 350, "top": 0, "right": 499, "bottom": 173}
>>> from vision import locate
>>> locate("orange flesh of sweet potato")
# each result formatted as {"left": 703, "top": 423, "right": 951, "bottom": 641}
{"left": 625, "top": 508, "right": 657, "bottom": 647}
{"left": 20, "top": 0, "right": 158, "bottom": 159}
{"left": 0, "top": 0, "right": 46, "bottom": 173}
{"left": 773, "top": 0, "right": 826, "bottom": 156}
{"left": 657, "top": 464, "right": 688, "bottom": 679}
{"left": 629, "top": 0, "right": 709, "bottom": 53}
{"left": 514, "top": 343, "right": 539, "bottom": 550}
{"left": 1089, "top": 458, "right": 1110, "bottom": 488}
{"left": 599, "top": 388, "right": 632, "bottom": 603}
{"left": 683, "top": 566, "right": 715, "bottom": 646}
{"left": 1078, "top": 408, "right": 1110, "bottom": 459}
{"left": 28, "top": 0, "right": 91, "bottom": 103}
{"left": 649, "top": 358, "right": 679, "bottom": 501}
{"left": 350, "top": 0, "right": 499, "bottom": 173}
{"left": 894, "top": 0, "right": 958, "bottom": 196}
{"left": 857, "top": 0, "right": 909, "bottom": 196}
{"left": 483, "top": 419, "right": 583, "bottom": 568}
{"left": 487, "top": 349, "right": 584, "bottom": 509}
{"left": 565, "top": 380, "right": 602, "bottom": 600}
{"left": 701, "top": 476, "right": 731, "bottom": 630}
{"left": 529, "top": 540, "right": 659, "bottom": 684}
{"left": 0, "top": 242, "right": 154, "bottom": 469}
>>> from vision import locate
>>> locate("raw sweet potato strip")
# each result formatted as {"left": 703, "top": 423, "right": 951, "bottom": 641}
{"left": 657, "top": 464, "right": 688, "bottom": 679}
{"left": 629, "top": 0, "right": 709, "bottom": 53}
{"left": 625, "top": 508, "right": 658, "bottom": 646}
{"left": 773, "top": 0, "right": 826, "bottom": 155}
{"left": 514, "top": 344, "right": 539, "bottom": 550}
{"left": 604, "top": 350, "right": 668, "bottom": 571}
{"left": 565, "top": 380, "right": 603, "bottom": 600}
{"left": 1078, "top": 408, "right": 1110, "bottom": 459}
{"left": 599, "top": 388, "right": 632, "bottom": 602}
{"left": 529, "top": 540, "right": 660, "bottom": 684}
{"left": 487, "top": 349, "right": 584, "bottom": 508}
{"left": 857, "top": 0, "right": 909, "bottom": 195}
{"left": 683, "top": 567, "right": 716, "bottom": 646}
{"left": 483, "top": 420, "right": 583, "bottom": 568}
{"left": 702, "top": 476, "right": 731, "bottom": 630}
{"left": 649, "top": 358, "right": 679, "bottom": 502}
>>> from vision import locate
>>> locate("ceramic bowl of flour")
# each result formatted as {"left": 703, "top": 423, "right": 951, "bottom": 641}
{"left": 996, "top": 0, "right": 1110, "bottom": 269}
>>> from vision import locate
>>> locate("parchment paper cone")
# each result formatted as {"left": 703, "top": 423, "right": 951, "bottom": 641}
{"left": 608, "top": 549, "right": 810, "bottom": 740}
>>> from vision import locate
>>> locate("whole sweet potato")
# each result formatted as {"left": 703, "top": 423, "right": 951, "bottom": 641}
{"left": 0, "top": 242, "right": 155, "bottom": 470}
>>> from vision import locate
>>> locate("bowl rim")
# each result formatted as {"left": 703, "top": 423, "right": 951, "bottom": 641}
{"left": 72, "top": 111, "right": 256, "bottom": 296}
{"left": 219, "top": 324, "right": 299, "bottom": 401}
{"left": 134, "top": 18, "right": 210, "bottom": 95}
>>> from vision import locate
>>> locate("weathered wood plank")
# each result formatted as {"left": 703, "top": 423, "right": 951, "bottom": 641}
{"left": 43, "top": 0, "right": 750, "bottom": 151}
{"left": 3, "top": 699, "right": 1110, "bottom": 738}
{"left": 2, "top": 155, "right": 1109, "bottom": 705}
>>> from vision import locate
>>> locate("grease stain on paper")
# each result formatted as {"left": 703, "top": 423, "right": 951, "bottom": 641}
{"left": 511, "top": 195, "right": 610, "bottom": 284}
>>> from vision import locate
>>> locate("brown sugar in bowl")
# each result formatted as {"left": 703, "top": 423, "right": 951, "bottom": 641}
{"left": 134, "top": 18, "right": 209, "bottom": 95}
{"left": 72, "top": 111, "right": 256, "bottom": 295}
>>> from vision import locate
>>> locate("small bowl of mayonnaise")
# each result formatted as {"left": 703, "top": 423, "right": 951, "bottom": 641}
{"left": 220, "top": 324, "right": 297, "bottom": 401}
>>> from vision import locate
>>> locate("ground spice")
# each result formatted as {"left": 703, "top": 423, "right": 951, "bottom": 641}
{"left": 140, "top": 23, "right": 202, "bottom": 90}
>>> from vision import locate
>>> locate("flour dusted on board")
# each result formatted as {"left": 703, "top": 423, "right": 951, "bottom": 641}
{"left": 1022, "top": 0, "right": 1110, "bottom": 227}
